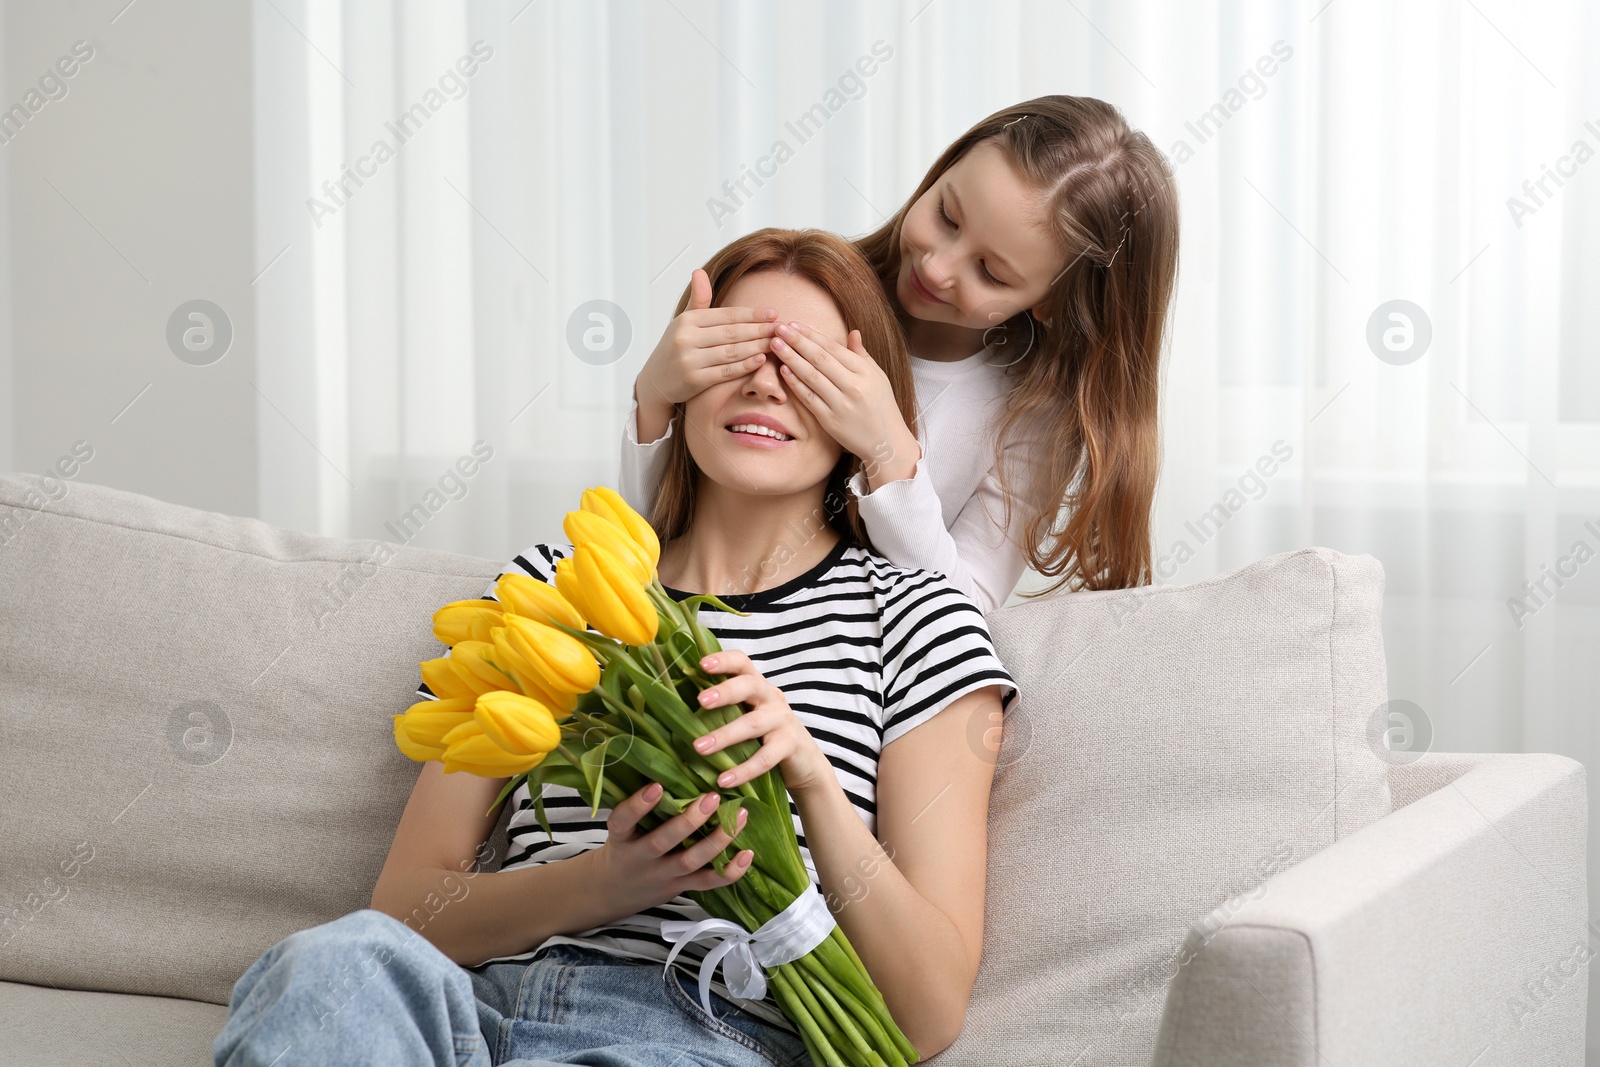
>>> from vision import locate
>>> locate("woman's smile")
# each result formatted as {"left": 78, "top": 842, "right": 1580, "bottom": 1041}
{"left": 725, "top": 424, "right": 793, "bottom": 448}
{"left": 724, "top": 411, "right": 795, "bottom": 448}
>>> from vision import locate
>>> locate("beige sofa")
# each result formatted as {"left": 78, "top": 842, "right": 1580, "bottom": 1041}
{"left": 0, "top": 472, "right": 1587, "bottom": 1066}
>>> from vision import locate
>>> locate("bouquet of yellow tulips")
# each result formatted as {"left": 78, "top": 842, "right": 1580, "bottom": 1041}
{"left": 392, "top": 486, "right": 919, "bottom": 1067}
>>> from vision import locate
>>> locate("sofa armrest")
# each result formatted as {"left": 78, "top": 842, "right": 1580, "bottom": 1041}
{"left": 1151, "top": 753, "right": 1590, "bottom": 1067}
{"left": 1387, "top": 750, "right": 1501, "bottom": 809}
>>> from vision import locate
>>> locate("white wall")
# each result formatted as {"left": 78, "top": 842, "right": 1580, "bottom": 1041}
{"left": 0, "top": 0, "right": 255, "bottom": 516}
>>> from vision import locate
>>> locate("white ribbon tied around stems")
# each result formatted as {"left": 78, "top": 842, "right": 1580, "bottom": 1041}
{"left": 660, "top": 881, "right": 836, "bottom": 1021}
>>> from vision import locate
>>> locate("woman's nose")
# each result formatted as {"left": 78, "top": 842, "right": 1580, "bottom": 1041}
{"left": 744, "top": 349, "right": 788, "bottom": 397}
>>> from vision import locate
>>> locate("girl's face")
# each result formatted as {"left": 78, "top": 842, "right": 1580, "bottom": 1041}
{"left": 895, "top": 139, "right": 1066, "bottom": 330}
{"left": 682, "top": 270, "right": 847, "bottom": 499}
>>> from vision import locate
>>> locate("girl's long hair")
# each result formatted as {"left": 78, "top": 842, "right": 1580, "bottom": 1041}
{"left": 856, "top": 94, "right": 1179, "bottom": 593}
{"left": 650, "top": 228, "right": 918, "bottom": 568}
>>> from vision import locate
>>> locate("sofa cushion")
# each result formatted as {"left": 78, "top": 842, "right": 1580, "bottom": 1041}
{"left": 0, "top": 474, "right": 502, "bottom": 1006}
{"left": 936, "top": 547, "right": 1393, "bottom": 1067}
{"left": 0, "top": 980, "right": 226, "bottom": 1066}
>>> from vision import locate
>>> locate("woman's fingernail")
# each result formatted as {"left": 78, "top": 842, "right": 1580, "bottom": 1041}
{"left": 700, "top": 689, "right": 716, "bottom": 705}
{"left": 718, "top": 772, "right": 734, "bottom": 787}
{"left": 694, "top": 737, "right": 712, "bottom": 752}
{"left": 700, "top": 794, "right": 718, "bottom": 813}
{"left": 702, "top": 656, "right": 717, "bottom": 669}
{"left": 647, "top": 783, "right": 662, "bottom": 799}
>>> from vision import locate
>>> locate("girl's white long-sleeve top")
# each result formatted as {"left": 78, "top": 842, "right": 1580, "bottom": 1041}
{"left": 618, "top": 346, "right": 1035, "bottom": 615}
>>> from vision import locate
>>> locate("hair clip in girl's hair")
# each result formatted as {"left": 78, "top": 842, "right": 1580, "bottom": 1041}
{"left": 1001, "top": 114, "right": 1030, "bottom": 128}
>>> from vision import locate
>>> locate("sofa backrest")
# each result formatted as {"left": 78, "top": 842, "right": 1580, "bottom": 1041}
{"left": 0, "top": 474, "right": 502, "bottom": 1005}
{"left": 934, "top": 547, "right": 1394, "bottom": 1067}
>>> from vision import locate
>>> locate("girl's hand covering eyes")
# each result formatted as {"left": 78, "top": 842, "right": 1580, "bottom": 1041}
{"left": 637, "top": 268, "right": 779, "bottom": 408}
{"left": 690, "top": 649, "right": 834, "bottom": 797}
{"left": 769, "top": 322, "right": 919, "bottom": 477}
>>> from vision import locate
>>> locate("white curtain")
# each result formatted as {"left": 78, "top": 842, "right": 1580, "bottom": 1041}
{"left": 254, "top": 0, "right": 1600, "bottom": 1036}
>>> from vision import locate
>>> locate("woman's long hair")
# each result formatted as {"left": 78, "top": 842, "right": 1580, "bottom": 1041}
{"left": 856, "top": 94, "right": 1180, "bottom": 593}
{"left": 650, "top": 228, "right": 917, "bottom": 567}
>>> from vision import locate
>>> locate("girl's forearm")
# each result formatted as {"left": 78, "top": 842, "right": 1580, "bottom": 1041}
{"left": 790, "top": 774, "right": 975, "bottom": 1056}
{"left": 863, "top": 424, "right": 922, "bottom": 493}
{"left": 634, "top": 381, "right": 674, "bottom": 446}
{"left": 372, "top": 849, "right": 613, "bottom": 967}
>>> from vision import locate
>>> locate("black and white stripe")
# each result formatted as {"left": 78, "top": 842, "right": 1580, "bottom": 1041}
{"left": 416, "top": 534, "right": 1019, "bottom": 1032}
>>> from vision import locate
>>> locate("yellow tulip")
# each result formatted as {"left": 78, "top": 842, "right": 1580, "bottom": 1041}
{"left": 490, "top": 627, "right": 578, "bottom": 719}
{"left": 439, "top": 718, "right": 547, "bottom": 776}
{"left": 563, "top": 510, "right": 654, "bottom": 583}
{"left": 450, "top": 640, "right": 522, "bottom": 693}
{"left": 495, "top": 572, "right": 585, "bottom": 631}
{"left": 419, "top": 655, "right": 487, "bottom": 701}
{"left": 554, "top": 555, "right": 593, "bottom": 621}
{"left": 580, "top": 485, "right": 661, "bottom": 570}
{"left": 497, "top": 613, "right": 600, "bottom": 695}
{"left": 474, "top": 690, "right": 562, "bottom": 756}
{"left": 393, "top": 714, "right": 445, "bottom": 762}
{"left": 572, "top": 541, "right": 658, "bottom": 646}
{"left": 431, "top": 599, "right": 505, "bottom": 646}
{"left": 398, "top": 696, "right": 477, "bottom": 750}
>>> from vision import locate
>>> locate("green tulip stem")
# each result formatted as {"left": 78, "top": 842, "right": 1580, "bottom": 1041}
{"left": 568, "top": 706, "right": 622, "bottom": 739}
{"left": 592, "top": 684, "right": 674, "bottom": 752}
{"left": 646, "top": 582, "right": 721, "bottom": 672}
{"left": 793, "top": 952, "right": 900, "bottom": 1065}
{"left": 648, "top": 642, "right": 673, "bottom": 683}
{"left": 774, "top": 965, "right": 851, "bottom": 1067}
{"left": 645, "top": 580, "right": 691, "bottom": 632}
{"left": 548, "top": 741, "right": 628, "bottom": 810}
{"left": 769, "top": 964, "right": 830, "bottom": 1067}
{"left": 799, "top": 970, "right": 878, "bottom": 1065}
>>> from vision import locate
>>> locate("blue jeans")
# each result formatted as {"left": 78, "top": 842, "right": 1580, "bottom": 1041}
{"left": 212, "top": 908, "right": 813, "bottom": 1067}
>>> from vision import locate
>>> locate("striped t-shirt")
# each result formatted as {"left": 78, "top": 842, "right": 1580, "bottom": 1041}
{"left": 415, "top": 532, "right": 1020, "bottom": 1033}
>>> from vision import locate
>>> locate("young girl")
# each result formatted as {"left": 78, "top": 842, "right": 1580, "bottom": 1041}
{"left": 212, "top": 229, "right": 1019, "bottom": 1067}
{"left": 624, "top": 94, "right": 1180, "bottom": 614}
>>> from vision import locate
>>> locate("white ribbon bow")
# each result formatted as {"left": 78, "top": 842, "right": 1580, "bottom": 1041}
{"left": 660, "top": 881, "right": 836, "bottom": 1021}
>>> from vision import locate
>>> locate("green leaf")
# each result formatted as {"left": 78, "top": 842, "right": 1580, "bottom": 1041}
{"left": 612, "top": 652, "right": 711, "bottom": 749}
{"left": 720, "top": 795, "right": 802, "bottom": 882}
{"left": 716, "top": 796, "right": 747, "bottom": 839}
{"left": 533, "top": 788, "right": 553, "bottom": 844}
{"left": 602, "top": 660, "right": 629, "bottom": 705}
{"left": 681, "top": 592, "right": 749, "bottom": 619}
{"left": 530, "top": 761, "right": 586, "bottom": 843}
{"left": 487, "top": 771, "right": 525, "bottom": 816}
{"left": 684, "top": 757, "right": 725, "bottom": 792}
{"left": 655, "top": 792, "right": 693, "bottom": 816}
{"left": 535, "top": 761, "right": 589, "bottom": 793}
{"left": 609, "top": 733, "right": 699, "bottom": 798}
{"left": 580, "top": 736, "right": 615, "bottom": 816}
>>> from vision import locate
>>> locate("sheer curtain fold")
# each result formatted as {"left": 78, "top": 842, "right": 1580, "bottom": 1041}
{"left": 254, "top": 0, "right": 1599, "bottom": 1039}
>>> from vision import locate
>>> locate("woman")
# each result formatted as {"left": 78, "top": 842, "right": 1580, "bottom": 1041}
{"left": 212, "top": 229, "right": 1021, "bottom": 1067}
